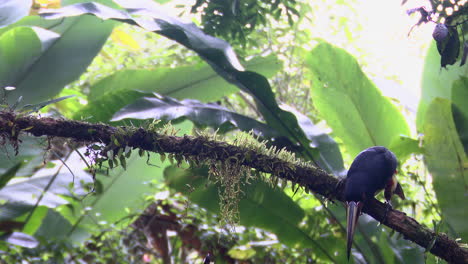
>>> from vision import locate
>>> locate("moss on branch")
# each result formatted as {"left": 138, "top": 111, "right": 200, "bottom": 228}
{"left": 0, "top": 111, "right": 467, "bottom": 263}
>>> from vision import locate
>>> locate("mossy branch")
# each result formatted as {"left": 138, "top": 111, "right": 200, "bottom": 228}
{"left": 0, "top": 111, "right": 466, "bottom": 263}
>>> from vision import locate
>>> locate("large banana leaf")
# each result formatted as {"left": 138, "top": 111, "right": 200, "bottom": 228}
{"left": 74, "top": 90, "right": 145, "bottom": 122}
{"left": 451, "top": 76, "right": 468, "bottom": 154}
{"left": 280, "top": 104, "right": 346, "bottom": 177}
{"left": 306, "top": 42, "right": 410, "bottom": 158}
{"left": 40, "top": 2, "right": 244, "bottom": 73}
{"left": 0, "top": 232, "right": 38, "bottom": 249}
{"left": 0, "top": 135, "right": 44, "bottom": 176}
{"left": 75, "top": 56, "right": 281, "bottom": 122}
{"left": 40, "top": 1, "right": 345, "bottom": 176}
{"left": 0, "top": 163, "right": 92, "bottom": 208}
{"left": 111, "top": 94, "right": 281, "bottom": 138}
{"left": 417, "top": 42, "right": 467, "bottom": 129}
{"left": 0, "top": 0, "right": 115, "bottom": 105}
{"left": 423, "top": 98, "right": 468, "bottom": 241}
{"left": 234, "top": 72, "right": 345, "bottom": 175}
{"left": 0, "top": 155, "right": 93, "bottom": 240}
{"left": 0, "top": 0, "right": 32, "bottom": 27}
{"left": 88, "top": 55, "right": 281, "bottom": 102}
{"left": 0, "top": 26, "right": 58, "bottom": 93}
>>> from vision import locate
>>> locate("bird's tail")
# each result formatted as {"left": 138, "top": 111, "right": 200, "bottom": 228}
{"left": 346, "top": 201, "right": 362, "bottom": 261}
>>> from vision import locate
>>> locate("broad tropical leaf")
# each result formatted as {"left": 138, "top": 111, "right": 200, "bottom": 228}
{"left": 417, "top": 42, "right": 467, "bottom": 129}
{"left": 76, "top": 56, "right": 281, "bottom": 122}
{"left": 0, "top": 15, "right": 114, "bottom": 105}
{"left": 111, "top": 94, "right": 282, "bottom": 137}
{"left": 40, "top": 2, "right": 244, "bottom": 73}
{"left": 234, "top": 71, "right": 345, "bottom": 175}
{"left": 0, "top": 162, "right": 23, "bottom": 189}
{"left": 39, "top": 2, "right": 345, "bottom": 174}
{"left": 0, "top": 162, "right": 92, "bottom": 208}
{"left": 74, "top": 90, "right": 145, "bottom": 122}
{"left": 89, "top": 55, "right": 281, "bottom": 102}
{"left": 389, "top": 136, "right": 422, "bottom": 164}
{"left": 0, "top": 0, "right": 32, "bottom": 28}
{"left": 0, "top": 232, "right": 38, "bottom": 248}
{"left": 280, "top": 104, "right": 346, "bottom": 176}
{"left": 0, "top": 26, "right": 59, "bottom": 92}
{"left": 306, "top": 42, "right": 410, "bottom": 157}
{"left": 0, "top": 135, "right": 49, "bottom": 177}
{"left": 423, "top": 98, "right": 468, "bottom": 240}
{"left": 451, "top": 76, "right": 468, "bottom": 154}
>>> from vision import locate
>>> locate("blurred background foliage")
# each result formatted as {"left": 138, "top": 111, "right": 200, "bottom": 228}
{"left": 0, "top": 0, "right": 467, "bottom": 263}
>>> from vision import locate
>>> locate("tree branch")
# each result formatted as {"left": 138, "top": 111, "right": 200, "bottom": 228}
{"left": 0, "top": 111, "right": 466, "bottom": 263}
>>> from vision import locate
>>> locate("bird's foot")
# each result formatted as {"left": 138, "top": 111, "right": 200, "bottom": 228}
{"left": 382, "top": 201, "right": 393, "bottom": 224}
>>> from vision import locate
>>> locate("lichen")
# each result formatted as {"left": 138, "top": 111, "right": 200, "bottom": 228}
{"left": 208, "top": 159, "right": 250, "bottom": 229}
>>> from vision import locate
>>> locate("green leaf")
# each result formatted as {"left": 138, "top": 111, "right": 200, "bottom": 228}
{"left": 451, "top": 77, "right": 468, "bottom": 154}
{"left": 0, "top": 26, "right": 56, "bottom": 90}
{"left": 33, "top": 207, "right": 89, "bottom": 243}
{"left": 244, "top": 54, "right": 283, "bottom": 79}
{"left": 228, "top": 245, "right": 256, "bottom": 260}
{"left": 21, "top": 95, "right": 75, "bottom": 113}
{"left": 111, "top": 94, "right": 281, "bottom": 137}
{"left": 0, "top": 166, "right": 92, "bottom": 208}
{"left": 34, "top": 209, "right": 73, "bottom": 241}
{"left": 417, "top": 42, "right": 467, "bottom": 129}
{"left": 280, "top": 104, "right": 346, "bottom": 176}
{"left": 389, "top": 136, "right": 422, "bottom": 164}
{"left": 378, "top": 232, "right": 395, "bottom": 264}
{"left": 0, "top": 231, "right": 38, "bottom": 248}
{"left": 0, "top": 162, "right": 23, "bottom": 189}
{"left": 0, "top": 202, "right": 32, "bottom": 222}
{"left": 1, "top": 15, "right": 114, "bottom": 105}
{"left": 305, "top": 42, "right": 410, "bottom": 157}
{"left": 328, "top": 201, "right": 393, "bottom": 264}
{"left": 89, "top": 64, "right": 238, "bottom": 103}
{"left": 0, "top": 0, "right": 32, "bottom": 27}
{"left": 22, "top": 206, "right": 48, "bottom": 235}
{"left": 62, "top": 154, "right": 166, "bottom": 236}
{"left": 423, "top": 98, "right": 468, "bottom": 240}
{"left": 387, "top": 235, "right": 425, "bottom": 264}
{"left": 40, "top": 2, "right": 244, "bottom": 72}
{"left": 40, "top": 2, "right": 342, "bottom": 175}
{"left": 235, "top": 71, "right": 345, "bottom": 175}
{"left": 89, "top": 55, "right": 281, "bottom": 102}
{"left": 74, "top": 90, "right": 144, "bottom": 122}
{"left": 64, "top": 0, "right": 118, "bottom": 6}
{"left": 164, "top": 166, "right": 338, "bottom": 262}
{"left": 78, "top": 54, "right": 281, "bottom": 123}
{"left": 352, "top": 215, "right": 391, "bottom": 263}
{"left": 60, "top": 121, "right": 192, "bottom": 241}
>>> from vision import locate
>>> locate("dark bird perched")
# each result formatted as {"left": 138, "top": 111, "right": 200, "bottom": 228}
{"left": 344, "top": 146, "right": 405, "bottom": 260}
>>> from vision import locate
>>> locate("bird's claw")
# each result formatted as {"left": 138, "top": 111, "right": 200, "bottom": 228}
{"left": 382, "top": 201, "right": 393, "bottom": 224}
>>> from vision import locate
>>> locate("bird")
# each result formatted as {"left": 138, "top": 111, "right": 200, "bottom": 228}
{"left": 344, "top": 146, "right": 405, "bottom": 260}
{"left": 203, "top": 253, "right": 212, "bottom": 264}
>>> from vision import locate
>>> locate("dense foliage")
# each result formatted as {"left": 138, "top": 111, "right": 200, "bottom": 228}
{"left": 0, "top": 0, "right": 467, "bottom": 263}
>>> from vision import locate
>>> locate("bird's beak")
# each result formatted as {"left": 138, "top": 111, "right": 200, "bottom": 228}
{"left": 346, "top": 201, "right": 362, "bottom": 260}
{"left": 395, "top": 182, "right": 405, "bottom": 200}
